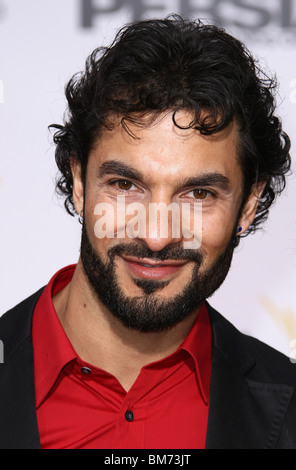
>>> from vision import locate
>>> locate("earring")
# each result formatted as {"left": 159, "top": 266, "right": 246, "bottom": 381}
{"left": 78, "top": 209, "right": 83, "bottom": 225}
{"left": 237, "top": 226, "right": 242, "bottom": 233}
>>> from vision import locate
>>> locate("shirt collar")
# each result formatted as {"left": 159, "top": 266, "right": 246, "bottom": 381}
{"left": 32, "top": 265, "right": 78, "bottom": 408}
{"left": 178, "top": 302, "right": 212, "bottom": 404}
{"left": 33, "top": 264, "right": 212, "bottom": 407}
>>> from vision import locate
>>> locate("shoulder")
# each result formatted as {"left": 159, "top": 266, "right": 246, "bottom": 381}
{"left": 206, "top": 302, "right": 296, "bottom": 386}
{"left": 0, "top": 288, "right": 45, "bottom": 355}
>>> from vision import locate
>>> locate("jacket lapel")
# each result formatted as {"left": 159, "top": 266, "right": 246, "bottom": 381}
{"left": 205, "top": 304, "right": 294, "bottom": 449}
{"left": 0, "top": 337, "right": 41, "bottom": 449}
{"left": 0, "top": 290, "right": 43, "bottom": 449}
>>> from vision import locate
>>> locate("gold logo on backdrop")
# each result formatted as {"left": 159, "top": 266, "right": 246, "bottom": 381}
{"left": 259, "top": 295, "right": 296, "bottom": 340}
{"left": 259, "top": 295, "right": 296, "bottom": 363}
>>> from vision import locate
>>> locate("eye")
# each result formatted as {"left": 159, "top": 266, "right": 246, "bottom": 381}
{"left": 191, "top": 189, "right": 211, "bottom": 200}
{"left": 114, "top": 179, "right": 135, "bottom": 191}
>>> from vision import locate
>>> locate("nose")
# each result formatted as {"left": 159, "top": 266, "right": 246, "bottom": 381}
{"left": 137, "top": 199, "right": 183, "bottom": 252}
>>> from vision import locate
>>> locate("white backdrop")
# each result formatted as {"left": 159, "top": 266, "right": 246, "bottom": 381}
{"left": 1, "top": 0, "right": 296, "bottom": 357}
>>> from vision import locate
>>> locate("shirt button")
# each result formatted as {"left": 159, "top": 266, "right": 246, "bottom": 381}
{"left": 80, "top": 366, "right": 92, "bottom": 375}
{"left": 125, "top": 410, "right": 134, "bottom": 422}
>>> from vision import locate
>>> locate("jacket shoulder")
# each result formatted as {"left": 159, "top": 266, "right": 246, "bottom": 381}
{"left": 0, "top": 289, "right": 45, "bottom": 356}
{"left": 207, "top": 302, "right": 296, "bottom": 386}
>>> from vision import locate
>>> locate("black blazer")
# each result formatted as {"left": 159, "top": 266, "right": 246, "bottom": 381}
{"left": 0, "top": 289, "right": 296, "bottom": 449}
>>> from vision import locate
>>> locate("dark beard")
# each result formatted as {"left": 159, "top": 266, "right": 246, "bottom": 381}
{"left": 80, "top": 224, "right": 237, "bottom": 332}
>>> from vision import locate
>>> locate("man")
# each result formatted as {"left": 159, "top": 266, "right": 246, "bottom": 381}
{"left": 1, "top": 15, "right": 295, "bottom": 449}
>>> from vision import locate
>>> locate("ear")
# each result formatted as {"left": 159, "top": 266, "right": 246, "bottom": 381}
{"left": 70, "top": 156, "right": 84, "bottom": 215}
{"left": 237, "top": 181, "right": 266, "bottom": 235}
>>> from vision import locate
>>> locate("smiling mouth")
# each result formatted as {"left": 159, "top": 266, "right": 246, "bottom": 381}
{"left": 138, "top": 262, "right": 165, "bottom": 268}
{"left": 121, "top": 255, "right": 188, "bottom": 280}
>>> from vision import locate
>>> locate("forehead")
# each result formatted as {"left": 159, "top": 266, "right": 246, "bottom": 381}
{"left": 88, "top": 111, "right": 242, "bottom": 182}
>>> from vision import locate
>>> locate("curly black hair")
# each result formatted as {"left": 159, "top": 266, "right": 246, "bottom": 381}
{"left": 50, "top": 15, "right": 291, "bottom": 238}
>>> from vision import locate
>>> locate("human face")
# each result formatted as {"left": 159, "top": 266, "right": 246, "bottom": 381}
{"left": 72, "top": 112, "right": 258, "bottom": 330}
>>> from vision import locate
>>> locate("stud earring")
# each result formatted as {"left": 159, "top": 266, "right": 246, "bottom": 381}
{"left": 237, "top": 226, "right": 242, "bottom": 233}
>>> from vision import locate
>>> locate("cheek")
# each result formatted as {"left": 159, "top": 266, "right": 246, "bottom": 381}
{"left": 86, "top": 193, "right": 134, "bottom": 259}
{"left": 200, "top": 212, "right": 237, "bottom": 259}
{"left": 83, "top": 194, "right": 113, "bottom": 256}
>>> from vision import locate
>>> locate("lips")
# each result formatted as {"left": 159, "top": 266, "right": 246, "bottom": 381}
{"left": 121, "top": 255, "right": 188, "bottom": 280}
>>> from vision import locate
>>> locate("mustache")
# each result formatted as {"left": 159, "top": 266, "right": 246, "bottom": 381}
{"left": 107, "top": 242, "right": 203, "bottom": 264}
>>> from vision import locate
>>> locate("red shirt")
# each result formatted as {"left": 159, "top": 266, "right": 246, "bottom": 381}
{"left": 32, "top": 265, "right": 212, "bottom": 449}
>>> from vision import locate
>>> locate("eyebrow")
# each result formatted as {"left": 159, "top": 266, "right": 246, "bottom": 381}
{"left": 181, "top": 174, "right": 231, "bottom": 192}
{"left": 98, "top": 160, "right": 144, "bottom": 181}
{"left": 98, "top": 160, "right": 231, "bottom": 192}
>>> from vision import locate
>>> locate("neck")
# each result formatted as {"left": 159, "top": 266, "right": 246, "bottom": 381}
{"left": 53, "top": 259, "right": 200, "bottom": 391}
